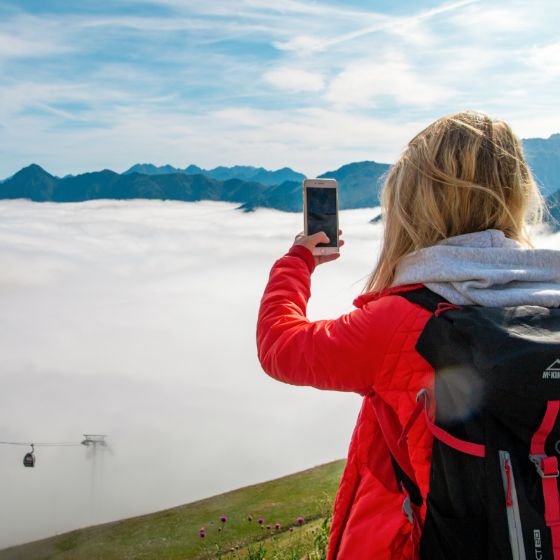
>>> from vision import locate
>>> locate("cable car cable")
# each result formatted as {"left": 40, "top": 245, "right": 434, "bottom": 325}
{"left": 0, "top": 441, "right": 82, "bottom": 446}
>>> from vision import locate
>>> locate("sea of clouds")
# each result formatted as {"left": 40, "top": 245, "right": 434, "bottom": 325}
{"left": 0, "top": 200, "right": 383, "bottom": 548}
{"left": 0, "top": 199, "right": 557, "bottom": 549}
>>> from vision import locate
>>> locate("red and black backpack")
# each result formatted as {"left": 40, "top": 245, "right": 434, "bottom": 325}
{"left": 394, "top": 287, "right": 560, "bottom": 560}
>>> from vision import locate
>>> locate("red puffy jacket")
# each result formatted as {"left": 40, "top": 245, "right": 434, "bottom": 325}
{"left": 256, "top": 244, "right": 438, "bottom": 560}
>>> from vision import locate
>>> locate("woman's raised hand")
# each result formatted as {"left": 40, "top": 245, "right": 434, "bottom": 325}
{"left": 292, "top": 229, "right": 344, "bottom": 266}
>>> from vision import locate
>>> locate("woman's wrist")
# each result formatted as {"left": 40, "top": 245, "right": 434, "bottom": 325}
{"left": 287, "top": 244, "right": 316, "bottom": 274}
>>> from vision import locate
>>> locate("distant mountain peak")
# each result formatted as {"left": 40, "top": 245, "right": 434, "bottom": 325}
{"left": 21, "top": 163, "right": 50, "bottom": 173}
{"left": 124, "top": 163, "right": 178, "bottom": 175}
{"left": 184, "top": 164, "right": 203, "bottom": 173}
{"left": 14, "top": 163, "right": 54, "bottom": 178}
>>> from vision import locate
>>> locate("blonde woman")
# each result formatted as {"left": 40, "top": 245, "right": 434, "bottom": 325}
{"left": 256, "top": 111, "right": 560, "bottom": 559}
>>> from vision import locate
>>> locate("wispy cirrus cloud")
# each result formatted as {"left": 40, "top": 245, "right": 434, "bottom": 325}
{"left": 0, "top": 0, "right": 559, "bottom": 179}
{"left": 0, "top": 13, "right": 74, "bottom": 61}
{"left": 526, "top": 41, "right": 560, "bottom": 79}
{"left": 263, "top": 67, "right": 325, "bottom": 92}
{"left": 272, "top": 0, "right": 478, "bottom": 53}
{"left": 324, "top": 52, "right": 456, "bottom": 109}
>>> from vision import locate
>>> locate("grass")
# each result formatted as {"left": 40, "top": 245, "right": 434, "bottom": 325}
{"left": 0, "top": 460, "right": 345, "bottom": 560}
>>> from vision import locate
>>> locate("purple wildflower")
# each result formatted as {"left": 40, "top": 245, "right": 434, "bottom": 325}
{"left": 266, "top": 524, "right": 272, "bottom": 530}
{"left": 199, "top": 528, "right": 206, "bottom": 538}
{"left": 296, "top": 517, "right": 305, "bottom": 525}
{"left": 257, "top": 517, "right": 264, "bottom": 524}
{"left": 220, "top": 515, "right": 228, "bottom": 523}
{"left": 275, "top": 523, "right": 281, "bottom": 530}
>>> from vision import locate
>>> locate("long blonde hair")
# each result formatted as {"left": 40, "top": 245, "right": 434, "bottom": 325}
{"left": 362, "top": 110, "right": 545, "bottom": 294}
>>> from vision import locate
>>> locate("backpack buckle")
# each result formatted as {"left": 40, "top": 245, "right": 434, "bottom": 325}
{"left": 402, "top": 495, "right": 414, "bottom": 524}
{"left": 530, "top": 454, "right": 559, "bottom": 478}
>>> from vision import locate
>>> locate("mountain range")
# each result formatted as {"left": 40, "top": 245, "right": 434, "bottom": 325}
{"left": 0, "top": 161, "right": 391, "bottom": 212}
{"left": 1, "top": 134, "right": 559, "bottom": 229}
{"left": 123, "top": 163, "right": 306, "bottom": 186}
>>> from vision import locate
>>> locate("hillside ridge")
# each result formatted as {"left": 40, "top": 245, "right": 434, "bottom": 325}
{"left": 0, "top": 459, "right": 346, "bottom": 560}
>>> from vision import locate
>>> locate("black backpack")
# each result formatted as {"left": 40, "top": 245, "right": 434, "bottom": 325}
{"left": 396, "top": 287, "right": 560, "bottom": 560}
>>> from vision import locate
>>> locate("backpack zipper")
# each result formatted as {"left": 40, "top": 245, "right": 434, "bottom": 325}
{"left": 499, "top": 450, "right": 527, "bottom": 560}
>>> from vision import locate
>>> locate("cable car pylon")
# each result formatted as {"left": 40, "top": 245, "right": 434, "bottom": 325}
{"left": 81, "top": 434, "right": 107, "bottom": 448}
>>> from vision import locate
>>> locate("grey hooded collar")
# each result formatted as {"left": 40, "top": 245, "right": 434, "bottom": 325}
{"left": 391, "top": 229, "right": 560, "bottom": 307}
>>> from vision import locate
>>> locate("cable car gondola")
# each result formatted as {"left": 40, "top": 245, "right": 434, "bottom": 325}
{"left": 23, "top": 444, "right": 35, "bottom": 468}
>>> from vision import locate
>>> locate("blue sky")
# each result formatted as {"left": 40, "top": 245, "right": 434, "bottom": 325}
{"left": 1, "top": 0, "right": 559, "bottom": 178}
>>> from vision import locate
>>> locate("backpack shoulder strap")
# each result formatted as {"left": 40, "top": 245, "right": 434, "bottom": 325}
{"left": 394, "top": 286, "right": 450, "bottom": 313}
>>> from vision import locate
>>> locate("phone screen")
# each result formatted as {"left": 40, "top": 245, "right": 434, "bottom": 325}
{"left": 306, "top": 187, "right": 338, "bottom": 247}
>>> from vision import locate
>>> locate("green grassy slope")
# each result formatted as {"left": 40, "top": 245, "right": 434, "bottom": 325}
{"left": 0, "top": 460, "right": 345, "bottom": 560}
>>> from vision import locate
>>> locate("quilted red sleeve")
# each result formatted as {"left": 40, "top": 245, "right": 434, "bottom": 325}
{"left": 256, "top": 245, "right": 412, "bottom": 395}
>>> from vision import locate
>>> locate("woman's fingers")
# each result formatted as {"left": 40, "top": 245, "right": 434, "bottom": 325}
{"left": 293, "top": 230, "right": 329, "bottom": 249}
{"left": 316, "top": 252, "right": 341, "bottom": 265}
{"left": 292, "top": 230, "right": 344, "bottom": 266}
{"left": 310, "top": 231, "right": 330, "bottom": 244}
{"left": 295, "top": 230, "right": 342, "bottom": 243}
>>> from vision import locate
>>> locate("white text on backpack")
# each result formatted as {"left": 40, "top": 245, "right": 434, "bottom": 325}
{"left": 542, "top": 359, "right": 560, "bottom": 379}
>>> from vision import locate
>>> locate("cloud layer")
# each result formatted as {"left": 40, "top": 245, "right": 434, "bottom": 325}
{"left": 0, "top": 200, "right": 379, "bottom": 547}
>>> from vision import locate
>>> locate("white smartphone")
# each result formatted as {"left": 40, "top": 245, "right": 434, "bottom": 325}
{"left": 303, "top": 178, "right": 339, "bottom": 256}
